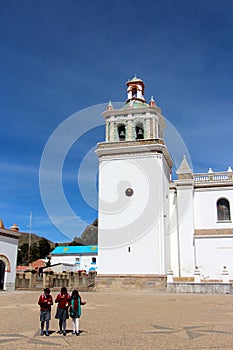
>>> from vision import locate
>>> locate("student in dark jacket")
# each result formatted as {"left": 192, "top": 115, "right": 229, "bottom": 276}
{"left": 70, "top": 289, "right": 87, "bottom": 336}
{"left": 38, "top": 288, "right": 53, "bottom": 336}
{"left": 55, "top": 287, "right": 71, "bottom": 336}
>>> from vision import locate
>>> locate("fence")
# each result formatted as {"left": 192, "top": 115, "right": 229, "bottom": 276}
{"left": 16, "top": 269, "right": 96, "bottom": 291}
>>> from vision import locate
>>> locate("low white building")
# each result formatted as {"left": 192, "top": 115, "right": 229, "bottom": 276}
{"left": 44, "top": 262, "right": 77, "bottom": 273}
{"left": 0, "top": 220, "right": 21, "bottom": 291}
{"left": 50, "top": 245, "right": 98, "bottom": 272}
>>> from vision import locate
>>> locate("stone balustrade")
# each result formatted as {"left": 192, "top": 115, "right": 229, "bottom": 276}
{"left": 15, "top": 269, "right": 37, "bottom": 289}
{"left": 43, "top": 270, "right": 96, "bottom": 291}
{"left": 194, "top": 170, "right": 233, "bottom": 182}
{"left": 15, "top": 270, "right": 96, "bottom": 291}
{"left": 15, "top": 267, "right": 233, "bottom": 294}
{"left": 166, "top": 266, "right": 233, "bottom": 293}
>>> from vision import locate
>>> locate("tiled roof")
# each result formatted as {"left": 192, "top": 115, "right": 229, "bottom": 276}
{"left": 123, "top": 100, "right": 148, "bottom": 109}
{"left": 127, "top": 75, "right": 143, "bottom": 83}
{"left": 51, "top": 245, "right": 98, "bottom": 255}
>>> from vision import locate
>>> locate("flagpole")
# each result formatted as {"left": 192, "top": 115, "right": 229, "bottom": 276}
{"left": 28, "top": 212, "right": 32, "bottom": 264}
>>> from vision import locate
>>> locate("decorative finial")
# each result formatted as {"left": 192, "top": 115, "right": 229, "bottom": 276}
{"left": 10, "top": 223, "right": 19, "bottom": 231}
{"left": 149, "top": 96, "right": 156, "bottom": 107}
{"left": 0, "top": 219, "right": 4, "bottom": 228}
{"left": 106, "top": 100, "right": 113, "bottom": 111}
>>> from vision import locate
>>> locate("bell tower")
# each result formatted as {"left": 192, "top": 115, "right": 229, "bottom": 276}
{"left": 96, "top": 76, "right": 173, "bottom": 280}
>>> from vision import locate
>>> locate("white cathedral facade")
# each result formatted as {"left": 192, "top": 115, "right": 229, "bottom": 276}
{"left": 96, "top": 76, "right": 233, "bottom": 282}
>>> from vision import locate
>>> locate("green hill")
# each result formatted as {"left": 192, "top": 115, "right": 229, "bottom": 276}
{"left": 18, "top": 231, "right": 55, "bottom": 248}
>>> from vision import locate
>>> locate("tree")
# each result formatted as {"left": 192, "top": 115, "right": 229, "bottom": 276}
{"left": 30, "top": 242, "right": 40, "bottom": 262}
{"left": 17, "top": 243, "right": 29, "bottom": 265}
{"left": 38, "top": 238, "right": 51, "bottom": 258}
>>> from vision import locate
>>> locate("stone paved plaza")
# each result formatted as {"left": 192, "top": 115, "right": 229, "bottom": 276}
{"left": 1, "top": 290, "right": 233, "bottom": 349}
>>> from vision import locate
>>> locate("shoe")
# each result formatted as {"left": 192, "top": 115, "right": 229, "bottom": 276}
{"left": 40, "top": 331, "right": 44, "bottom": 336}
{"left": 45, "top": 332, "right": 49, "bottom": 336}
{"left": 72, "top": 331, "right": 76, "bottom": 335}
{"left": 76, "top": 331, "right": 80, "bottom": 336}
{"left": 59, "top": 330, "right": 63, "bottom": 334}
{"left": 63, "top": 331, "right": 66, "bottom": 336}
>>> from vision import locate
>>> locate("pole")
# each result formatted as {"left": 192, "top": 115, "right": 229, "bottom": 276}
{"left": 28, "top": 212, "right": 32, "bottom": 264}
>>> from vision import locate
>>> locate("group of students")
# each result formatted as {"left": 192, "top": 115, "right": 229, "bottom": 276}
{"left": 38, "top": 286, "right": 87, "bottom": 336}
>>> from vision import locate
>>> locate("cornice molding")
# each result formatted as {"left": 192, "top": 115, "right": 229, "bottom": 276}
{"left": 96, "top": 140, "right": 173, "bottom": 168}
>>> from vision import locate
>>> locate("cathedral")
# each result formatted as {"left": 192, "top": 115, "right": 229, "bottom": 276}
{"left": 96, "top": 76, "right": 233, "bottom": 285}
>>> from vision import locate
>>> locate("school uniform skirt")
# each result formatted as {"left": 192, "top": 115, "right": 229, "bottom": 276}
{"left": 55, "top": 307, "right": 69, "bottom": 321}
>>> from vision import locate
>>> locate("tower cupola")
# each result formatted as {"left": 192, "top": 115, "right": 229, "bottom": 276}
{"left": 101, "top": 76, "right": 166, "bottom": 143}
{"left": 126, "top": 75, "right": 146, "bottom": 104}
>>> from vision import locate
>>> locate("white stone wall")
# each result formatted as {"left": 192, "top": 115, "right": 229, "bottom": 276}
{"left": 194, "top": 237, "right": 233, "bottom": 280}
{"left": 0, "top": 235, "right": 18, "bottom": 290}
{"left": 98, "top": 153, "right": 170, "bottom": 275}
{"left": 167, "top": 185, "right": 233, "bottom": 279}
{"left": 176, "top": 184, "right": 195, "bottom": 276}
{"left": 194, "top": 188, "right": 233, "bottom": 228}
{"left": 167, "top": 189, "right": 180, "bottom": 276}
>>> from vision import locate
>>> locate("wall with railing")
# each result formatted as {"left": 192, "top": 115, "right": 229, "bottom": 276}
{"left": 43, "top": 270, "right": 96, "bottom": 291}
{"left": 167, "top": 266, "right": 233, "bottom": 293}
{"left": 16, "top": 269, "right": 96, "bottom": 291}
{"left": 194, "top": 169, "right": 233, "bottom": 183}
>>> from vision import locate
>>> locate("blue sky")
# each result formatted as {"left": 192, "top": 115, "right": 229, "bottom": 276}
{"left": 1, "top": 0, "right": 233, "bottom": 242}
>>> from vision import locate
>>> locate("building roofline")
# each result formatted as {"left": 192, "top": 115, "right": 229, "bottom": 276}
{"left": 0, "top": 227, "right": 21, "bottom": 239}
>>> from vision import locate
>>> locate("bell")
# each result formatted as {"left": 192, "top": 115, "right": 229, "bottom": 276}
{"left": 137, "top": 129, "right": 143, "bottom": 135}
{"left": 120, "top": 130, "right": 125, "bottom": 136}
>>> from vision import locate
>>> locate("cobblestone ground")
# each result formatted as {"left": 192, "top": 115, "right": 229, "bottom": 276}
{"left": 1, "top": 290, "right": 233, "bottom": 349}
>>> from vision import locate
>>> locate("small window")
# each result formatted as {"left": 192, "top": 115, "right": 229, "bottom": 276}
{"left": 217, "top": 198, "right": 231, "bottom": 221}
{"left": 92, "top": 257, "right": 96, "bottom": 263}
{"left": 118, "top": 125, "right": 126, "bottom": 141}
{"left": 75, "top": 257, "right": 80, "bottom": 262}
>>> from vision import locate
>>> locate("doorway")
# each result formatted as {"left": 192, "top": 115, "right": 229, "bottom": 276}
{"left": 0, "top": 260, "right": 5, "bottom": 290}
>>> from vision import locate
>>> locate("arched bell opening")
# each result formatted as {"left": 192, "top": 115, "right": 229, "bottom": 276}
{"left": 135, "top": 124, "right": 144, "bottom": 140}
{"left": 118, "top": 124, "right": 126, "bottom": 141}
{"left": 132, "top": 87, "right": 137, "bottom": 98}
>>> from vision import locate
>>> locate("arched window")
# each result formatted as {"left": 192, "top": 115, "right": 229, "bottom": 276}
{"left": 217, "top": 198, "right": 231, "bottom": 221}
{"left": 118, "top": 125, "right": 126, "bottom": 141}
{"left": 132, "top": 87, "right": 137, "bottom": 98}
{"left": 135, "top": 123, "right": 144, "bottom": 140}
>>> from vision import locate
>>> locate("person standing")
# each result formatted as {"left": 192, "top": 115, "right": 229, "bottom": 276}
{"left": 55, "top": 287, "right": 71, "bottom": 336}
{"left": 38, "top": 288, "right": 53, "bottom": 336}
{"left": 70, "top": 289, "right": 87, "bottom": 336}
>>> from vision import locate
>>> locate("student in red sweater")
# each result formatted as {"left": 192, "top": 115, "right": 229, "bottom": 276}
{"left": 55, "top": 287, "right": 71, "bottom": 336}
{"left": 38, "top": 288, "right": 53, "bottom": 336}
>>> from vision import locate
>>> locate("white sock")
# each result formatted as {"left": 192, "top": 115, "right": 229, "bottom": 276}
{"left": 75, "top": 318, "right": 79, "bottom": 333}
{"left": 72, "top": 318, "right": 76, "bottom": 332}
